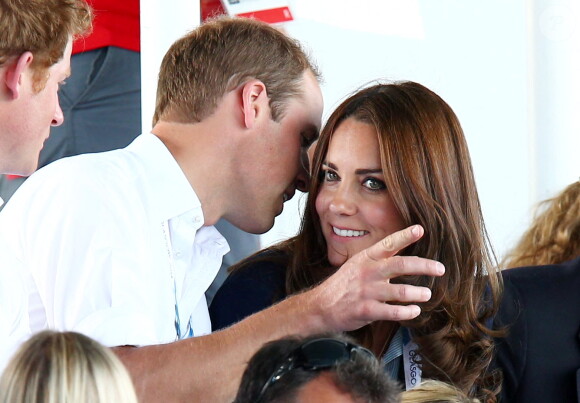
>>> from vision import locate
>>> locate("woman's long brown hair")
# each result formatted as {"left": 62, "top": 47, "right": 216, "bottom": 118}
{"left": 234, "top": 82, "right": 503, "bottom": 401}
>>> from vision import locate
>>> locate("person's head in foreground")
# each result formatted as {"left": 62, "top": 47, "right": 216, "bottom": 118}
{"left": 0, "top": 330, "right": 138, "bottom": 403}
{"left": 263, "top": 81, "right": 503, "bottom": 399}
{"left": 233, "top": 333, "right": 401, "bottom": 403}
{"left": 502, "top": 179, "right": 580, "bottom": 268}
{"left": 0, "top": 0, "right": 92, "bottom": 175}
{"left": 152, "top": 16, "right": 323, "bottom": 234}
{"left": 401, "top": 379, "right": 481, "bottom": 403}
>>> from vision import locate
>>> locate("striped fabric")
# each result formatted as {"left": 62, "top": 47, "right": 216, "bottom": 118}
{"left": 382, "top": 327, "right": 404, "bottom": 380}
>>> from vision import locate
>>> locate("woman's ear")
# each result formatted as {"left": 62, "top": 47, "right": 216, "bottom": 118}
{"left": 3, "top": 52, "right": 34, "bottom": 100}
{"left": 241, "top": 79, "right": 269, "bottom": 129}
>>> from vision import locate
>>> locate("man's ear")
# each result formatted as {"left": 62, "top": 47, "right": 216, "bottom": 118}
{"left": 3, "top": 52, "right": 34, "bottom": 100}
{"left": 241, "top": 80, "right": 269, "bottom": 129}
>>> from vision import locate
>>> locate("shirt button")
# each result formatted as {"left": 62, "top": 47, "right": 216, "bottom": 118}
{"left": 175, "top": 251, "right": 182, "bottom": 258}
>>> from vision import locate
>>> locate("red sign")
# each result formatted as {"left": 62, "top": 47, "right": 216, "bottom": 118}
{"left": 237, "top": 6, "right": 293, "bottom": 24}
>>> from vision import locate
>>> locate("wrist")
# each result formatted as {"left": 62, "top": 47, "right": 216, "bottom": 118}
{"left": 275, "top": 288, "right": 330, "bottom": 336}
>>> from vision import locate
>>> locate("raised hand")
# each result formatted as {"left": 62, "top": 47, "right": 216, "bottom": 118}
{"left": 308, "top": 225, "right": 445, "bottom": 331}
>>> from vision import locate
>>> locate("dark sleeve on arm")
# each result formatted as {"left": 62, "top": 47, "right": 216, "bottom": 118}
{"left": 209, "top": 254, "right": 288, "bottom": 331}
{"left": 493, "top": 258, "right": 580, "bottom": 402}
{"left": 492, "top": 273, "right": 526, "bottom": 402}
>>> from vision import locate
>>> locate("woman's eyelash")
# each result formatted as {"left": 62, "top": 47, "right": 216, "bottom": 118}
{"left": 363, "top": 177, "right": 386, "bottom": 191}
{"left": 319, "top": 169, "right": 338, "bottom": 181}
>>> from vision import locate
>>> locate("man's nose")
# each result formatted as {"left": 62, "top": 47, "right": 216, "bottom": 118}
{"left": 51, "top": 94, "right": 64, "bottom": 126}
{"left": 295, "top": 149, "right": 311, "bottom": 192}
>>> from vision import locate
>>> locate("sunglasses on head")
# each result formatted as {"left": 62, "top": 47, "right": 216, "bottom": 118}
{"left": 256, "top": 337, "right": 377, "bottom": 402}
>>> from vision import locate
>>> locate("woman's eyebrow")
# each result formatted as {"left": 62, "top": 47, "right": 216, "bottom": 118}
{"left": 355, "top": 168, "right": 382, "bottom": 175}
{"left": 322, "top": 162, "right": 382, "bottom": 175}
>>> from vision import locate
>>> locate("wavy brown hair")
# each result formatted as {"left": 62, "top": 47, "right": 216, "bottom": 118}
{"left": 253, "top": 82, "right": 504, "bottom": 401}
{"left": 502, "top": 180, "right": 580, "bottom": 268}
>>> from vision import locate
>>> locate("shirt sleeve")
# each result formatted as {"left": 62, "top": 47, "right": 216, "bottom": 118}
{"left": 0, "top": 253, "right": 30, "bottom": 371}
{"left": 0, "top": 159, "right": 175, "bottom": 348}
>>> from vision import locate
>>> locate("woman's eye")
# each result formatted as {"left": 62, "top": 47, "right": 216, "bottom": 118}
{"left": 363, "top": 177, "right": 386, "bottom": 191}
{"left": 323, "top": 170, "right": 339, "bottom": 182}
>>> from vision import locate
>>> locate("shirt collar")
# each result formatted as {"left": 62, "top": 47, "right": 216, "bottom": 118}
{"left": 383, "top": 327, "right": 404, "bottom": 365}
{"left": 382, "top": 327, "right": 403, "bottom": 381}
{"left": 126, "top": 133, "right": 203, "bottom": 222}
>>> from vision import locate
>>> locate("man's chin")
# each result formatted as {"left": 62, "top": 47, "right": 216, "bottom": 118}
{"left": 235, "top": 217, "right": 275, "bottom": 235}
{"left": 11, "top": 162, "right": 38, "bottom": 177}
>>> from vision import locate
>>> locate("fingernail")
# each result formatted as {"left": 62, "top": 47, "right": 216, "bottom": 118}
{"left": 411, "top": 225, "right": 420, "bottom": 236}
{"left": 424, "top": 288, "right": 432, "bottom": 300}
{"left": 437, "top": 262, "right": 445, "bottom": 275}
{"left": 413, "top": 306, "right": 421, "bottom": 317}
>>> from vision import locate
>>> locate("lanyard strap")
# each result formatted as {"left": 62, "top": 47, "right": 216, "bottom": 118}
{"left": 161, "top": 221, "right": 193, "bottom": 340}
{"left": 402, "top": 328, "right": 422, "bottom": 390}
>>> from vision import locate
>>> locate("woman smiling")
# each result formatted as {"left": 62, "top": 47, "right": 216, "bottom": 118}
{"left": 210, "top": 82, "right": 503, "bottom": 401}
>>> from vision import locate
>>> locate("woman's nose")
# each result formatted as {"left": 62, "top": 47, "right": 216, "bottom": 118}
{"left": 328, "top": 186, "right": 357, "bottom": 216}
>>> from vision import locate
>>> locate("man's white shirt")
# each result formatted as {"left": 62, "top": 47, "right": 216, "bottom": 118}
{"left": 0, "top": 133, "right": 229, "bottom": 368}
{"left": 0, "top": 196, "right": 31, "bottom": 371}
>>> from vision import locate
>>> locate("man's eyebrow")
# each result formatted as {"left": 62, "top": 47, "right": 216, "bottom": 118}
{"left": 312, "top": 127, "right": 320, "bottom": 141}
{"left": 303, "top": 126, "right": 319, "bottom": 141}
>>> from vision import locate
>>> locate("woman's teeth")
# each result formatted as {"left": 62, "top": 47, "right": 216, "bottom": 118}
{"left": 332, "top": 227, "right": 367, "bottom": 237}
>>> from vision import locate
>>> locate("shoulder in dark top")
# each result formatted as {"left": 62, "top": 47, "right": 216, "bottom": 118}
{"left": 493, "top": 257, "right": 580, "bottom": 402}
{"left": 209, "top": 250, "right": 289, "bottom": 331}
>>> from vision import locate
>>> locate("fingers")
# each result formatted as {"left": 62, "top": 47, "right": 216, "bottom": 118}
{"left": 367, "top": 282, "right": 432, "bottom": 304}
{"left": 317, "top": 224, "right": 447, "bottom": 329}
{"left": 377, "top": 255, "right": 445, "bottom": 279}
{"left": 364, "top": 225, "right": 424, "bottom": 262}
{"left": 375, "top": 303, "right": 422, "bottom": 322}
{"left": 354, "top": 300, "right": 423, "bottom": 323}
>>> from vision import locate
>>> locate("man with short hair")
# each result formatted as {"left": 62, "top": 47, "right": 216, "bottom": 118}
{"left": 0, "top": 0, "right": 92, "bottom": 367}
{"left": 0, "top": 17, "right": 443, "bottom": 402}
{"left": 0, "top": 0, "right": 92, "bottom": 176}
{"left": 233, "top": 333, "right": 401, "bottom": 403}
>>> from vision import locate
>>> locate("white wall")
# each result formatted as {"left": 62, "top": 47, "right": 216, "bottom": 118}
{"left": 261, "top": 0, "right": 579, "bottom": 260}
{"left": 141, "top": 1, "right": 580, "bottom": 261}
{"left": 140, "top": 0, "right": 200, "bottom": 132}
{"left": 530, "top": 0, "right": 580, "bottom": 201}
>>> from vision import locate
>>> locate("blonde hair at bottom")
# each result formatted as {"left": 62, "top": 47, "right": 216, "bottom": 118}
{"left": 0, "top": 330, "right": 138, "bottom": 403}
{"left": 401, "top": 379, "right": 481, "bottom": 403}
